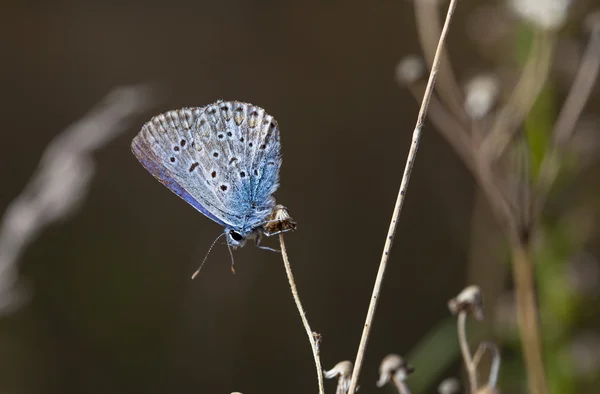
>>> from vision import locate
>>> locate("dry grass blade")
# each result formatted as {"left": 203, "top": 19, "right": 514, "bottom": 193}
{"left": 346, "top": 0, "right": 461, "bottom": 391}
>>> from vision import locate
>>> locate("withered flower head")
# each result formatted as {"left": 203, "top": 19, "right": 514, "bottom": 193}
{"left": 324, "top": 360, "right": 353, "bottom": 394}
{"left": 376, "top": 354, "right": 414, "bottom": 388}
{"left": 448, "top": 285, "right": 484, "bottom": 320}
{"left": 263, "top": 204, "right": 297, "bottom": 235}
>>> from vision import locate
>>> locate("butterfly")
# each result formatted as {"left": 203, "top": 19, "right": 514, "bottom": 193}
{"left": 131, "top": 101, "right": 293, "bottom": 251}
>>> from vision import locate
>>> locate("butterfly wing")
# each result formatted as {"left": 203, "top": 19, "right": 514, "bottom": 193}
{"left": 226, "top": 101, "right": 282, "bottom": 232}
{"left": 131, "top": 101, "right": 282, "bottom": 233}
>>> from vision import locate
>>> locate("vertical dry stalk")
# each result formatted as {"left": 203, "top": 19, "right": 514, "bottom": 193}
{"left": 511, "top": 243, "right": 547, "bottom": 394}
{"left": 346, "top": 0, "right": 460, "bottom": 392}
{"left": 278, "top": 234, "right": 324, "bottom": 394}
{"left": 400, "top": 4, "right": 600, "bottom": 394}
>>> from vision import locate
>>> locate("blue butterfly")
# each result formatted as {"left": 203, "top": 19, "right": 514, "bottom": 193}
{"left": 131, "top": 101, "right": 288, "bottom": 250}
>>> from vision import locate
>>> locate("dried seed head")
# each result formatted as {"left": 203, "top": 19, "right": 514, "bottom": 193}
{"left": 395, "top": 56, "right": 426, "bottom": 85}
{"left": 263, "top": 204, "right": 297, "bottom": 235}
{"left": 324, "top": 360, "right": 353, "bottom": 379}
{"left": 376, "top": 354, "right": 414, "bottom": 387}
{"left": 448, "top": 285, "right": 484, "bottom": 320}
{"left": 324, "top": 360, "right": 353, "bottom": 394}
{"left": 464, "top": 74, "right": 500, "bottom": 119}
{"left": 437, "top": 378, "right": 462, "bottom": 394}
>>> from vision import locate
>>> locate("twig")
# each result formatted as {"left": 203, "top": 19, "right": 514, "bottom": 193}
{"left": 481, "top": 30, "right": 554, "bottom": 159}
{"left": 405, "top": 82, "right": 476, "bottom": 172}
{"left": 535, "top": 21, "right": 600, "bottom": 215}
{"left": 392, "top": 374, "right": 413, "bottom": 394}
{"left": 472, "top": 342, "right": 501, "bottom": 390}
{"left": 457, "top": 312, "right": 478, "bottom": 393}
{"left": 511, "top": 242, "right": 548, "bottom": 394}
{"left": 414, "top": 0, "right": 467, "bottom": 123}
{"left": 278, "top": 234, "right": 324, "bottom": 394}
{"left": 553, "top": 23, "right": 600, "bottom": 146}
{"left": 346, "top": 0, "right": 460, "bottom": 391}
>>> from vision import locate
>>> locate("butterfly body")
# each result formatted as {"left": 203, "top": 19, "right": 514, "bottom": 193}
{"left": 131, "top": 101, "right": 282, "bottom": 248}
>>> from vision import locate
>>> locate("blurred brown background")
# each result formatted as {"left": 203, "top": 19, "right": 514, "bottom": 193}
{"left": 1, "top": 1, "right": 595, "bottom": 393}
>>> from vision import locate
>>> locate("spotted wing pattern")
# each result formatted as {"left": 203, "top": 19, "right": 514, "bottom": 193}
{"left": 131, "top": 101, "right": 282, "bottom": 234}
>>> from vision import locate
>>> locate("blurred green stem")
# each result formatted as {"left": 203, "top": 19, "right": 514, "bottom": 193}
{"left": 511, "top": 241, "right": 547, "bottom": 394}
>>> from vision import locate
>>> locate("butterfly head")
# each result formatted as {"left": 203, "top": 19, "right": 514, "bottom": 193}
{"left": 226, "top": 228, "right": 249, "bottom": 249}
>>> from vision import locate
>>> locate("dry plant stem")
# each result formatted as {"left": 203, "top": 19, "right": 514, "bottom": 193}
{"left": 487, "top": 343, "right": 501, "bottom": 388}
{"left": 406, "top": 89, "right": 518, "bottom": 240}
{"left": 346, "top": 0, "right": 460, "bottom": 392}
{"left": 553, "top": 24, "right": 600, "bottom": 146}
{"left": 392, "top": 375, "right": 413, "bottom": 394}
{"left": 473, "top": 159, "right": 518, "bottom": 242}
{"left": 458, "top": 312, "right": 478, "bottom": 393}
{"left": 481, "top": 31, "right": 554, "bottom": 158}
{"left": 414, "top": 0, "right": 467, "bottom": 122}
{"left": 278, "top": 234, "right": 324, "bottom": 394}
{"left": 407, "top": 84, "right": 475, "bottom": 171}
{"left": 513, "top": 143, "right": 532, "bottom": 232}
{"left": 472, "top": 342, "right": 501, "bottom": 389}
{"left": 535, "top": 24, "right": 600, "bottom": 213}
{"left": 512, "top": 242, "right": 547, "bottom": 394}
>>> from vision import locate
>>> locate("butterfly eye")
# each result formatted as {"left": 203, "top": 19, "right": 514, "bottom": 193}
{"left": 229, "top": 230, "right": 243, "bottom": 242}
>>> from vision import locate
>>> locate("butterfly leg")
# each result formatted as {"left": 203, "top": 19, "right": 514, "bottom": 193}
{"left": 263, "top": 226, "right": 294, "bottom": 237}
{"left": 255, "top": 232, "right": 280, "bottom": 253}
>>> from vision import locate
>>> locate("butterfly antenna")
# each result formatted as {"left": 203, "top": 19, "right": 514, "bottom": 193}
{"left": 191, "top": 232, "right": 227, "bottom": 279}
{"left": 226, "top": 241, "right": 236, "bottom": 274}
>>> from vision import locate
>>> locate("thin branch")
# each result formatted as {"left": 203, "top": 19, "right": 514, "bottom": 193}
{"left": 346, "top": 0, "right": 460, "bottom": 392}
{"left": 414, "top": 0, "right": 467, "bottom": 123}
{"left": 481, "top": 31, "right": 554, "bottom": 159}
{"left": 392, "top": 374, "right": 413, "bottom": 394}
{"left": 404, "top": 76, "right": 519, "bottom": 242}
{"left": 472, "top": 342, "right": 501, "bottom": 389}
{"left": 472, "top": 156, "right": 520, "bottom": 245}
{"left": 405, "top": 83, "right": 476, "bottom": 171}
{"left": 534, "top": 22, "right": 600, "bottom": 215}
{"left": 511, "top": 242, "right": 548, "bottom": 394}
{"left": 278, "top": 234, "right": 324, "bottom": 394}
{"left": 553, "top": 23, "right": 600, "bottom": 146}
{"left": 458, "top": 312, "right": 478, "bottom": 394}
